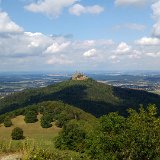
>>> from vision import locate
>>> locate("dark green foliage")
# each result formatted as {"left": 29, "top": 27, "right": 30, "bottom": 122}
{"left": 86, "top": 113, "right": 126, "bottom": 159}
{"left": 86, "top": 104, "right": 160, "bottom": 160}
{"left": 55, "top": 120, "right": 86, "bottom": 152}
{"left": 24, "top": 110, "right": 38, "bottom": 123}
{"left": 124, "top": 105, "right": 160, "bottom": 160}
{"left": 3, "top": 116, "right": 12, "bottom": 127}
{"left": 0, "top": 100, "right": 96, "bottom": 129}
{"left": 54, "top": 113, "right": 70, "bottom": 128}
{"left": 40, "top": 113, "right": 53, "bottom": 128}
{"left": 11, "top": 127, "right": 24, "bottom": 140}
{"left": 0, "top": 79, "right": 160, "bottom": 117}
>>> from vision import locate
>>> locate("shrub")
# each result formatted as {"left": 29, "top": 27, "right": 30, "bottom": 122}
{"left": 40, "top": 114, "right": 52, "bottom": 128}
{"left": 54, "top": 113, "right": 70, "bottom": 128}
{"left": 4, "top": 116, "right": 12, "bottom": 127}
{"left": 55, "top": 120, "right": 86, "bottom": 151}
{"left": 24, "top": 110, "right": 38, "bottom": 123}
{"left": 86, "top": 105, "right": 160, "bottom": 160}
{"left": 11, "top": 127, "right": 24, "bottom": 140}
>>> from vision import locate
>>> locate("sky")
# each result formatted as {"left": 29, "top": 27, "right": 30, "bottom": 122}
{"left": 0, "top": 0, "right": 160, "bottom": 72}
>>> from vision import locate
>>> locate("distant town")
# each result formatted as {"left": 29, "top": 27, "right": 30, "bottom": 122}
{"left": 0, "top": 72, "right": 160, "bottom": 97}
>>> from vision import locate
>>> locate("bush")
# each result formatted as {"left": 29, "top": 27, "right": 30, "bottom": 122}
{"left": 86, "top": 105, "right": 160, "bottom": 160}
{"left": 4, "top": 116, "right": 12, "bottom": 127}
{"left": 55, "top": 120, "right": 86, "bottom": 151}
{"left": 54, "top": 113, "right": 70, "bottom": 128}
{"left": 24, "top": 110, "right": 38, "bottom": 123}
{"left": 11, "top": 127, "right": 24, "bottom": 140}
{"left": 40, "top": 114, "right": 52, "bottom": 128}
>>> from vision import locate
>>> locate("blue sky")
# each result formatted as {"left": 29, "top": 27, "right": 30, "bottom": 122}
{"left": 0, "top": 0, "right": 160, "bottom": 71}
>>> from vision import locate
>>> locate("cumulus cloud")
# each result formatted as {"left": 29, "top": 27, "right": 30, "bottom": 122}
{"left": 2, "top": 7, "right": 160, "bottom": 70}
{"left": 152, "top": 0, "right": 160, "bottom": 20}
{"left": 25, "top": 0, "right": 77, "bottom": 17}
{"left": 109, "top": 55, "right": 120, "bottom": 63}
{"left": 0, "top": 32, "right": 53, "bottom": 57}
{"left": 69, "top": 4, "right": 104, "bottom": 16}
{"left": 109, "top": 42, "right": 142, "bottom": 63}
{"left": 115, "top": 0, "right": 148, "bottom": 6}
{"left": 136, "top": 37, "right": 160, "bottom": 45}
{"left": 146, "top": 52, "right": 160, "bottom": 57}
{"left": 0, "top": 11, "right": 23, "bottom": 33}
{"left": 128, "top": 50, "right": 141, "bottom": 59}
{"left": 115, "top": 42, "right": 131, "bottom": 54}
{"left": 152, "top": 22, "right": 160, "bottom": 38}
{"left": 83, "top": 49, "right": 97, "bottom": 57}
{"left": 45, "top": 42, "right": 71, "bottom": 54}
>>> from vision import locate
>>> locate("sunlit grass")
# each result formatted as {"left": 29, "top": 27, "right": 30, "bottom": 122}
{"left": 0, "top": 115, "right": 61, "bottom": 152}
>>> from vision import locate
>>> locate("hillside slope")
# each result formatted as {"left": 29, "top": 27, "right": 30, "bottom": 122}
{"left": 0, "top": 114, "right": 61, "bottom": 140}
{"left": 0, "top": 79, "right": 160, "bottom": 117}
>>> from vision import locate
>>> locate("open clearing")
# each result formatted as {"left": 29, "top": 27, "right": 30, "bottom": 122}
{"left": 0, "top": 115, "right": 61, "bottom": 149}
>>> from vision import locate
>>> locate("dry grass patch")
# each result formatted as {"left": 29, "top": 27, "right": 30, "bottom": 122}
{"left": 0, "top": 115, "right": 61, "bottom": 149}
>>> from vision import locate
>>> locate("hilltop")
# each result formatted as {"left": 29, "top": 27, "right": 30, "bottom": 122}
{"left": 71, "top": 72, "right": 88, "bottom": 81}
{"left": 0, "top": 77, "right": 160, "bottom": 117}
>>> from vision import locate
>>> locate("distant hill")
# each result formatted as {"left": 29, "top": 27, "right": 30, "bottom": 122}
{"left": 0, "top": 78, "right": 160, "bottom": 117}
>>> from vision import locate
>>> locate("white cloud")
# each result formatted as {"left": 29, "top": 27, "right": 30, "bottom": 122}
{"left": 152, "top": 0, "right": 160, "bottom": 20}
{"left": 128, "top": 50, "right": 141, "bottom": 59}
{"left": 73, "top": 39, "right": 114, "bottom": 50}
{"left": 151, "top": 1, "right": 160, "bottom": 37}
{"left": 136, "top": 37, "right": 160, "bottom": 45}
{"left": 115, "top": 0, "right": 148, "bottom": 6}
{"left": 83, "top": 49, "right": 97, "bottom": 57}
{"left": 152, "top": 22, "right": 160, "bottom": 38}
{"left": 109, "top": 55, "right": 117, "bottom": 60}
{"left": 110, "top": 43, "right": 142, "bottom": 63}
{"left": 47, "top": 55, "right": 73, "bottom": 65}
{"left": 25, "top": 32, "right": 52, "bottom": 49}
{"left": 115, "top": 23, "right": 146, "bottom": 31}
{"left": 146, "top": 52, "right": 160, "bottom": 57}
{"left": 25, "top": 0, "right": 77, "bottom": 17}
{"left": 115, "top": 42, "right": 131, "bottom": 54}
{"left": 0, "top": 11, "right": 23, "bottom": 33}
{"left": 69, "top": 4, "right": 104, "bottom": 16}
{"left": 45, "top": 42, "right": 71, "bottom": 54}
{"left": 1, "top": 9, "right": 160, "bottom": 70}
{"left": 0, "top": 30, "right": 53, "bottom": 57}
{"left": 109, "top": 55, "right": 120, "bottom": 63}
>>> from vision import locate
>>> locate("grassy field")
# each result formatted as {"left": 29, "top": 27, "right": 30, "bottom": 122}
{"left": 0, "top": 115, "right": 61, "bottom": 150}
{"left": 0, "top": 116, "right": 89, "bottom": 159}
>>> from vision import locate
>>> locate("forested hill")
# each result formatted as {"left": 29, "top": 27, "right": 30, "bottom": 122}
{"left": 0, "top": 78, "right": 160, "bottom": 117}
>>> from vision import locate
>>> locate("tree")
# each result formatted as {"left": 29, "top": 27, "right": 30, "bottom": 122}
{"left": 124, "top": 104, "right": 160, "bottom": 160}
{"left": 55, "top": 120, "right": 86, "bottom": 151}
{"left": 86, "top": 112, "right": 126, "bottom": 160}
{"left": 4, "top": 116, "right": 12, "bottom": 127}
{"left": 11, "top": 127, "right": 24, "bottom": 140}
{"left": 55, "top": 113, "right": 70, "bottom": 128}
{"left": 86, "top": 105, "right": 160, "bottom": 160}
{"left": 24, "top": 110, "right": 38, "bottom": 123}
{"left": 40, "top": 114, "right": 52, "bottom": 128}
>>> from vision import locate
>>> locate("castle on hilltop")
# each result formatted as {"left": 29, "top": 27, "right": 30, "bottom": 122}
{"left": 71, "top": 72, "right": 88, "bottom": 81}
